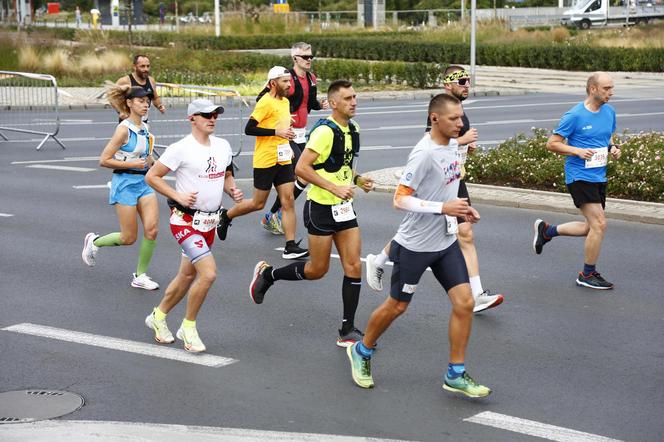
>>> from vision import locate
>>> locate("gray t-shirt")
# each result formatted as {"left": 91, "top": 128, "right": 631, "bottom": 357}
{"left": 393, "top": 134, "right": 462, "bottom": 252}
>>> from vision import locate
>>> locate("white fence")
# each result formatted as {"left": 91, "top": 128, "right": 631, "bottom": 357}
{"left": 0, "top": 71, "right": 66, "bottom": 150}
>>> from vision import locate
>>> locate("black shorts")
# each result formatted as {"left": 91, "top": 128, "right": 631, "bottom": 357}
{"left": 253, "top": 164, "right": 295, "bottom": 191}
{"left": 303, "top": 199, "right": 359, "bottom": 236}
{"left": 389, "top": 240, "right": 469, "bottom": 302}
{"left": 567, "top": 180, "right": 607, "bottom": 209}
{"left": 456, "top": 179, "right": 471, "bottom": 224}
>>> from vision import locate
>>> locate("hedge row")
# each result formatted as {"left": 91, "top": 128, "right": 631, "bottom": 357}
{"left": 16, "top": 26, "right": 664, "bottom": 72}
{"left": 466, "top": 129, "right": 664, "bottom": 202}
{"left": 307, "top": 37, "right": 664, "bottom": 72}
{"left": 157, "top": 58, "right": 442, "bottom": 89}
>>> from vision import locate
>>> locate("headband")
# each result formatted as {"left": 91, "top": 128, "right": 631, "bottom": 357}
{"left": 443, "top": 70, "right": 470, "bottom": 83}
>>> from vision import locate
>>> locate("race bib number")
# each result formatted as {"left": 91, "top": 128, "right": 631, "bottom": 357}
{"left": 192, "top": 211, "right": 220, "bottom": 233}
{"left": 445, "top": 215, "right": 458, "bottom": 235}
{"left": 585, "top": 147, "right": 608, "bottom": 168}
{"left": 277, "top": 143, "right": 293, "bottom": 162}
{"left": 293, "top": 128, "right": 306, "bottom": 144}
{"left": 331, "top": 201, "right": 356, "bottom": 222}
{"left": 457, "top": 144, "right": 469, "bottom": 165}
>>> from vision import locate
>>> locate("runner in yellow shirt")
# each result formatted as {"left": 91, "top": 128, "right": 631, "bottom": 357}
{"left": 217, "top": 66, "right": 308, "bottom": 259}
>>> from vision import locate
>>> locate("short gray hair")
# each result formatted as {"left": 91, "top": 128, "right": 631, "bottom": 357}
{"left": 291, "top": 42, "right": 312, "bottom": 57}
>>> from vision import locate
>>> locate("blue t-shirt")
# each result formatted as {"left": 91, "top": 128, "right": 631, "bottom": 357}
{"left": 553, "top": 102, "right": 616, "bottom": 184}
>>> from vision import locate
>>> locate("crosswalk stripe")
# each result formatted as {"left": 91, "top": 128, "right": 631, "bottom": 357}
{"left": 464, "top": 411, "right": 623, "bottom": 442}
{"left": 2, "top": 323, "right": 237, "bottom": 368}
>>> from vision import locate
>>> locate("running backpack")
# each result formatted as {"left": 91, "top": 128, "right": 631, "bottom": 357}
{"left": 308, "top": 119, "right": 359, "bottom": 173}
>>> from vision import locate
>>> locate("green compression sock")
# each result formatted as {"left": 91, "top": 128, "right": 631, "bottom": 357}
{"left": 93, "top": 232, "right": 123, "bottom": 247}
{"left": 136, "top": 238, "right": 157, "bottom": 275}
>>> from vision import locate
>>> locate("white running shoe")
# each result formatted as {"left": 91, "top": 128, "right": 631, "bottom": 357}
{"left": 473, "top": 290, "right": 504, "bottom": 313}
{"left": 176, "top": 326, "right": 206, "bottom": 353}
{"left": 131, "top": 273, "right": 160, "bottom": 290}
{"left": 82, "top": 232, "right": 99, "bottom": 267}
{"left": 145, "top": 311, "right": 175, "bottom": 344}
{"left": 365, "top": 254, "right": 384, "bottom": 291}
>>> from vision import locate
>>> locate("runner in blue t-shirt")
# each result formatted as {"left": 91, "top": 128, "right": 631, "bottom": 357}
{"left": 532, "top": 72, "right": 622, "bottom": 290}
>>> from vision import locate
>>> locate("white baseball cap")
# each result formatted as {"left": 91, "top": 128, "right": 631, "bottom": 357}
{"left": 187, "top": 99, "right": 224, "bottom": 117}
{"left": 264, "top": 66, "right": 291, "bottom": 88}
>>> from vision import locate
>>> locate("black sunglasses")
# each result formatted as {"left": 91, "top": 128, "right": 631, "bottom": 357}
{"left": 295, "top": 55, "right": 314, "bottom": 61}
{"left": 196, "top": 112, "right": 219, "bottom": 119}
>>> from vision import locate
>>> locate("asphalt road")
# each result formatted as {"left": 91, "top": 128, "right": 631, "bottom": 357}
{"left": 0, "top": 93, "right": 663, "bottom": 441}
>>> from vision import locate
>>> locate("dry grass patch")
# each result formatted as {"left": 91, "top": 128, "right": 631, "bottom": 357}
{"left": 18, "top": 45, "right": 41, "bottom": 71}
{"left": 42, "top": 48, "right": 70, "bottom": 75}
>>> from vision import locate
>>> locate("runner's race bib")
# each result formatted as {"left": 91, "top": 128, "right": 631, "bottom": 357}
{"left": 192, "top": 210, "right": 220, "bottom": 232}
{"left": 331, "top": 201, "right": 356, "bottom": 222}
{"left": 585, "top": 147, "right": 608, "bottom": 168}
{"left": 277, "top": 143, "right": 293, "bottom": 162}
{"left": 293, "top": 128, "right": 307, "bottom": 144}
{"left": 457, "top": 144, "right": 469, "bottom": 165}
{"left": 445, "top": 215, "right": 459, "bottom": 235}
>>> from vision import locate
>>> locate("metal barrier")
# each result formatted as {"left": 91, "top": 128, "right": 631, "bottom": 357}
{"left": 149, "top": 83, "right": 249, "bottom": 158}
{"left": 0, "top": 70, "right": 66, "bottom": 150}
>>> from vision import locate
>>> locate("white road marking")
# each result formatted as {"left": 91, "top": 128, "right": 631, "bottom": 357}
{"left": 2, "top": 323, "right": 237, "bottom": 368}
{"left": 12, "top": 156, "right": 99, "bottom": 165}
{"left": 0, "top": 213, "right": 14, "bottom": 217}
{"left": 0, "top": 419, "right": 410, "bottom": 441}
{"left": 26, "top": 164, "right": 96, "bottom": 172}
{"left": 72, "top": 184, "right": 108, "bottom": 189}
{"left": 464, "top": 411, "right": 623, "bottom": 442}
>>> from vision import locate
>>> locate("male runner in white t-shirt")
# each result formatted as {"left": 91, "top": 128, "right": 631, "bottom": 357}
{"left": 346, "top": 94, "right": 491, "bottom": 398}
{"left": 145, "top": 99, "right": 243, "bottom": 353}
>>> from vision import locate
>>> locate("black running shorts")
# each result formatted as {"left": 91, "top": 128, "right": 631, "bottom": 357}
{"left": 303, "top": 199, "right": 359, "bottom": 236}
{"left": 388, "top": 240, "right": 469, "bottom": 302}
{"left": 456, "top": 179, "right": 471, "bottom": 224}
{"left": 567, "top": 180, "right": 607, "bottom": 209}
{"left": 253, "top": 164, "right": 295, "bottom": 191}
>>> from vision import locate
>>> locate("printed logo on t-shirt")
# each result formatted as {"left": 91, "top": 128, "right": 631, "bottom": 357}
{"left": 199, "top": 156, "right": 226, "bottom": 180}
{"left": 443, "top": 161, "right": 461, "bottom": 185}
{"left": 582, "top": 125, "right": 593, "bottom": 130}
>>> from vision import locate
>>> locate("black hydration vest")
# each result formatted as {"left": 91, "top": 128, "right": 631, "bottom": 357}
{"left": 256, "top": 69, "right": 319, "bottom": 113}
{"left": 129, "top": 74, "right": 155, "bottom": 102}
{"left": 309, "top": 119, "right": 360, "bottom": 173}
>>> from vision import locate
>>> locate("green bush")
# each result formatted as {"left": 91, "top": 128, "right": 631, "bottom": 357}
{"left": 465, "top": 129, "right": 664, "bottom": 202}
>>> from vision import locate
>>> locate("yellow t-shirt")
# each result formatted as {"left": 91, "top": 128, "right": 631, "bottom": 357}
{"left": 306, "top": 117, "right": 359, "bottom": 206}
{"left": 251, "top": 94, "right": 292, "bottom": 169}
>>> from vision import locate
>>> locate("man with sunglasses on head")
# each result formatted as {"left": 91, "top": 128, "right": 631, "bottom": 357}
{"left": 217, "top": 66, "right": 309, "bottom": 260}
{"left": 259, "top": 42, "right": 329, "bottom": 235}
{"left": 145, "top": 99, "right": 243, "bottom": 353}
{"left": 116, "top": 55, "right": 166, "bottom": 122}
{"left": 365, "top": 65, "right": 504, "bottom": 314}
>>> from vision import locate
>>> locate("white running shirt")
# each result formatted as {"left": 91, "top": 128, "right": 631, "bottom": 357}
{"left": 393, "top": 134, "right": 462, "bottom": 252}
{"left": 158, "top": 134, "right": 233, "bottom": 213}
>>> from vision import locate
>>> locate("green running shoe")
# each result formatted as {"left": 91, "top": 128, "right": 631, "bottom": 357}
{"left": 443, "top": 372, "right": 491, "bottom": 398}
{"left": 347, "top": 343, "right": 374, "bottom": 389}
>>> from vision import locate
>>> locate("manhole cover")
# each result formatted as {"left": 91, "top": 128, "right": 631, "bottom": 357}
{"left": 0, "top": 390, "right": 84, "bottom": 424}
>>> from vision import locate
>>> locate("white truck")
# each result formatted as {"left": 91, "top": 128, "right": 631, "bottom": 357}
{"left": 561, "top": 0, "right": 664, "bottom": 29}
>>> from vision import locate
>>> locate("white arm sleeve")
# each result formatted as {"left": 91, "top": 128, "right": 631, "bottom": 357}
{"left": 394, "top": 194, "right": 443, "bottom": 214}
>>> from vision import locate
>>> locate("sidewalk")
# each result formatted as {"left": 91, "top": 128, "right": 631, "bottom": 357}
{"left": 367, "top": 167, "right": 664, "bottom": 226}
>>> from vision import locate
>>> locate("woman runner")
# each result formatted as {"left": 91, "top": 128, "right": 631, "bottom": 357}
{"left": 81, "top": 85, "right": 160, "bottom": 291}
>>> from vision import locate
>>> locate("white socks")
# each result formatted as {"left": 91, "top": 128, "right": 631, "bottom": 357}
{"left": 469, "top": 275, "right": 483, "bottom": 299}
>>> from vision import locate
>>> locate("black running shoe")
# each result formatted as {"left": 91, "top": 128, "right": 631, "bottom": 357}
{"left": 337, "top": 326, "right": 365, "bottom": 348}
{"left": 576, "top": 271, "right": 614, "bottom": 290}
{"left": 216, "top": 209, "right": 231, "bottom": 241}
{"left": 533, "top": 219, "right": 551, "bottom": 255}
{"left": 249, "top": 261, "right": 274, "bottom": 304}
{"left": 282, "top": 240, "right": 309, "bottom": 260}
